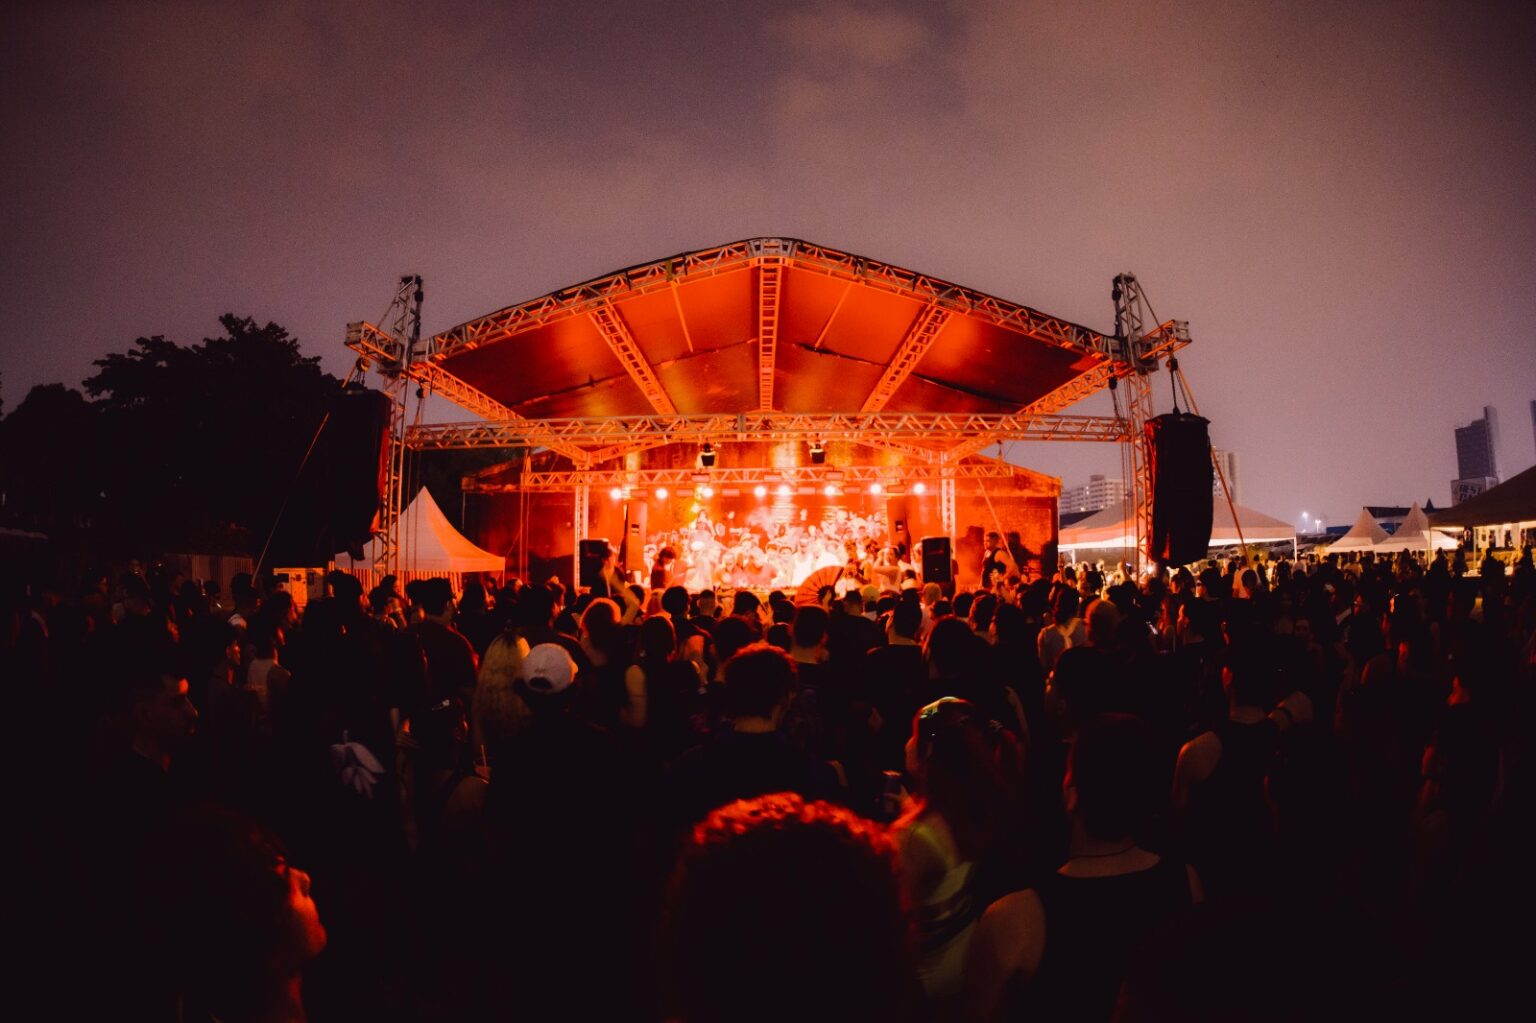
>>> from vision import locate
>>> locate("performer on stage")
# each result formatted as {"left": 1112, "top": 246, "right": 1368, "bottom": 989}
{"left": 650, "top": 546, "right": 677, "bottom": 590}
{"left": 982, "top": 531, "right": 1013, "bottom": 590}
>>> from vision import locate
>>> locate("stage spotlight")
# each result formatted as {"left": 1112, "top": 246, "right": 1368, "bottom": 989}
{"left": 913, "top": 481, "right": 927, "bottom": 494}
{"left": 655, "top": 487, "right": 669, "bottom": 500}
{"left": 754, "top": 484, "right": 767, "bottom": 498}
{"left": 609, "top": 487, "right": 623, "bottom": 500}
{"left": 868, "top": 482, "right": 883, "bottom": 495}
{"left": 700, "top": 442, "right": 716, "bottom": 468}
{"left": 823, "top": 484, "right": 837, "bottom": 497}
{"left": 777, "top": 484, "right": 792, "bottom": 497}
{"left": 809, "top": 439, "right": 826, "bottom": 465}
{"left": 701, "top": 485, "right": 714, "bottom": 498}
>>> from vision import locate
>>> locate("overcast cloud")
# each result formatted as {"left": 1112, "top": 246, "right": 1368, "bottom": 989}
{"left": 4, "top": 0, "right": 1533, "bottom": 525}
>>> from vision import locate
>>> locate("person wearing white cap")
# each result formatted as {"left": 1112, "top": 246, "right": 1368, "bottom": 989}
{"left": 516, "top": 642, "right": 578, "bottom": 700}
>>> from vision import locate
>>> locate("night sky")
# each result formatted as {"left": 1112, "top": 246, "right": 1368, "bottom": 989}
{"left": 5, "top": 0, "right": 1533, "bottom": 527}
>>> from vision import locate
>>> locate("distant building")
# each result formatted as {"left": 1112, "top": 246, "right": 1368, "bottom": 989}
{"left": 1530, "top": 399, "right": 1535, "bottom": 462}
{"left": 1452, "top": 406, "right": 1500, "bottom": 505}
{"left": 1212, "top": 449, "right": 1239, "bottom": 502}
{"left": 1061, "top": 474, "right": 1126, "bottom": 514}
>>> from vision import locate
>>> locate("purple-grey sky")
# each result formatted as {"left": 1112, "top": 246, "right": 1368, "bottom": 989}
{"left": 5, "top": 0, "right": 1533, "bottom": 528}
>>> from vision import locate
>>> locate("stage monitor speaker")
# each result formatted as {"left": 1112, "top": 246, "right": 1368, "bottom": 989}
{"left": 920, "top": 535, "right": 953, "bottom": 584}
{"left": 579, "top": 538, "right": 612, "bottom": 588}
{"left": 1145, "top": 413, "right": 1213, "bottom": 566}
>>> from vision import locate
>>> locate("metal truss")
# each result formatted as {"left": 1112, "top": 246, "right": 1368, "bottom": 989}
{"left": 862, "top": 303, "right": 951, "bottom": 413}
{"left": 580, "top": 436, "right": 678, "bottom": 466}
{"left": 940, "top": 477, "right": 957, "bottom": 538}
{"left": 1120, "top": 370, "right": 1157, "bottom": 568}
{"left": 429, "top": 238, "right": 1108, "bottom": 361}
{"left": 404, "top": 411, "right": 1132, "bottom": 453}
{"left": 347, "top": 320, "right": 594, "bottom": 465}
{"left": 344, "top": 279, "right": 422, "bottom": 575}
{"left": 466, "top": 460, "right": 1026, "bottom": 493}
{"left": 589, "top": 302, "right": 676, "bottom": 414}
{"left": 1111, "top": 274, "right": 1169, "bottom": 569}
{"left": 757, "top": 258, "right": 783, "bottom": 411}
{"left": 942, "top": 318, "right": 1189, "bottom": 463}
{"left": 572, "top": 484, "right": 588, "bottom": 583}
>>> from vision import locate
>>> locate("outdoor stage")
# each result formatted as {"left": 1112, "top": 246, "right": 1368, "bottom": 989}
{"left": 465, "top": 437, "right": 1061, "bottom": 591}
{"left": 345, "top": 239, "right": 1192, "bottom": 588}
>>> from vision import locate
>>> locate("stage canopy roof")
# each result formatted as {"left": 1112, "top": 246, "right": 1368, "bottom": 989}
{"left": 347, "top": 240, "right": 1191, "bottom": 469}
{"left": 424, "top": 238, "right": 1114, "bottom": 419}
{"left": 1058, "top": 501, "right": 1295, "bottom": 552}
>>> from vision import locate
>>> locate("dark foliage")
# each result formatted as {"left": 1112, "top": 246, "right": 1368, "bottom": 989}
{"left": 1, "top": 315, "right": 342, "bottom": 552}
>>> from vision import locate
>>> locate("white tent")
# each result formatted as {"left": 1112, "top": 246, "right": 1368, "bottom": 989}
{"left": 1375, "top": 502, "right": 1459, "bottom": 554}
{"left": 1058, "top": 501, "right": 1296, "bottom": 553}
{"left": 1327, "top": 507, "right": 1391, "bottom": 553}
{"left": 335, "top": 487, "right": 503, "bottom": 587}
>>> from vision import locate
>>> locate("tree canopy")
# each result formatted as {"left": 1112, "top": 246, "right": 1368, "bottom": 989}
{"left": 1, "top": 315, "right": 342, "bottom": 551}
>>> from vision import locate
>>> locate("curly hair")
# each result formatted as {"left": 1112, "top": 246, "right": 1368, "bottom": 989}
{"left": 663, "top": 793, "right": 914, "bottom": 1022}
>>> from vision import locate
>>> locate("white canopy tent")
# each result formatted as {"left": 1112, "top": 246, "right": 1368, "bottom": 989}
{"left": 335, "top": 487, "right": 504, "bottom": 590}
{"left": 1327, "top": 508, "right": 1391, "bottom": 554}
{"left": 1374, "top": 502, "right": 1459, "bottom": 554}
{"left": 1058, "top": 500, "right": 1297, "bottom": 558}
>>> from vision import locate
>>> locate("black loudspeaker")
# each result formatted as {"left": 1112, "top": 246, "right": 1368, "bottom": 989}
{"left": 274, "top": 387, "right": 392, "bottom": 563}
{"left": 579, "top": 538, "right": 612, "bottom": 588}
{"left": 325, "top": 388, "right": 393, "bottom": 557}
{"left": 920, "top": 535, "right": 953, "bottom": 584}
{"left": 1145, "top": 413, "right": 1214, "bottom": 566}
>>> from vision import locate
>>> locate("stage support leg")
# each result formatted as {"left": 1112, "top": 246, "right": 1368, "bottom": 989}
{"left": 1124, "top": 372, "right": 1155, "bottom": 576}
{"left": 940, "top": 476, "right": 956, "bottom": 542}
{"left": 572, "top": 484, "right": 589, "bottom": 588}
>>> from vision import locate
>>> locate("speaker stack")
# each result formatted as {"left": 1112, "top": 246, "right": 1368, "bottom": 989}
{"left": 1144, "top": 413, "right": 1214, "bottom": 566}
{"left": 920, "top": 535, "right": 953, "bottom": 585}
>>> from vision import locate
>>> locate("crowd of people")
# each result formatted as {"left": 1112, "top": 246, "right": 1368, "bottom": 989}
{"left": 7, "top": 543, "right": 1535, "bottom": 1020}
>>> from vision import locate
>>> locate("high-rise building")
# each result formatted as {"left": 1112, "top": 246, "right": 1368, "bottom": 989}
{"left": 1452, "top": 406, "right": 1500, "bottom": 504}
{"left": 1212, "top": 449, "right": 1239, "bottom": 502}
{"left": 1061, "top": 474, "right": 1126, "bottom": 514}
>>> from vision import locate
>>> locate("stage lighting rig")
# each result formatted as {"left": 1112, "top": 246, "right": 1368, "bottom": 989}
{"left": 699, "top": 442, "right": 716, "bottom": 468}
{"left": 809, "top": 439, "right": 826, "bottom": 465}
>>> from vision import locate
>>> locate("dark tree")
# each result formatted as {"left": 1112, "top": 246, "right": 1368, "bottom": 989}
{"left": 0, "top": 383, "right": 105, "bottom": 533}
{"left": 80, "top": 315, "right": 342, "bottom": 549}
